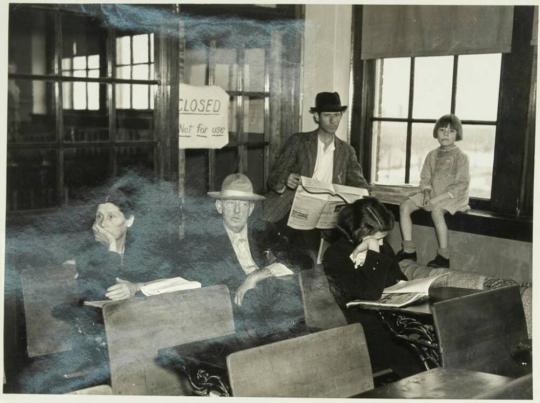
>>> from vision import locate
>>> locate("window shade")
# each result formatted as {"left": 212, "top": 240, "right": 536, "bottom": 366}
{"left": 361, "top": 6, "right": 514, "bottom": 60}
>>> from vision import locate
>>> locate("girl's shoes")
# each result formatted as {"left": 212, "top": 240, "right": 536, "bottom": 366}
{"left": 427, "top": 254, "right": 450, "bottom": 268}
{"left": 396, "top": 250, "right": 417, "bottom": 262}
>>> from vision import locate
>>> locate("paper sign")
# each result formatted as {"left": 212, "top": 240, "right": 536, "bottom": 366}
{"left": 179, "top": 84, "right": 229, "bottom": 149}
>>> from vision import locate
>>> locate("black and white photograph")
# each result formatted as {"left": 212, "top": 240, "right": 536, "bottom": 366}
{"left": 1, "top": 0, "right": 536, "bottom": 399}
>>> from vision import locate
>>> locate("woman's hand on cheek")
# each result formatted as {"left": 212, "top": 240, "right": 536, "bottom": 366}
{"left": 352, "top": 240, "right": 369, "bottom": 256}
{"left": 92, "top": 222, "right": 117, "bottom": 252}
{"left": 363, "top": 236, "right": 382, "bottom": 253}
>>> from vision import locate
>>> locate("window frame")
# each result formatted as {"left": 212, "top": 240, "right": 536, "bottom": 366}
{"left": 369, "top": 54, "right": 501, "bottom": 210}
{"left": 7, "top": 5, "right": 163, "bottom": 212}
{"left": 350, "top": 5, "right": 536, "bottom": 219}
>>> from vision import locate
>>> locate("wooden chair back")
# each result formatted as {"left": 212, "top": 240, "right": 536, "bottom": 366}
{"left": 103, "top": 285, "right": 235, "bottom": 395}
{"left": 226, "top": 323, "right": 373, "bottom": 397}
{"left": 432, "top": 285, "right": 530, "bottom": 378}
{"left": 20, "top": 264, "right": 78, "bottom": 357}
{"left": 299, "top": 267, "right": 347, "bottom": 331}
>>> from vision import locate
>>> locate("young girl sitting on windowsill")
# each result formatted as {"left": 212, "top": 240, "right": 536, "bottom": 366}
{"left": 397, "top": 114, "right": 470, "bottom": 268}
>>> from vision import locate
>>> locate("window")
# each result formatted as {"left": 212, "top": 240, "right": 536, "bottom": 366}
{"left": 371, "top": 54, "right": 502, "bottom": 200}
{"left": 115, "top": 33, "right": 155, "bottom": 110}
{"left": 62, "top": 54, "right": 101, "bottom": 110}
{"left": 7, "top": 5, "right": 160, "bottom": 211}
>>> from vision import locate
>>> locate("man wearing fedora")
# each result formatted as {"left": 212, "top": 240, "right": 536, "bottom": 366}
{"left": 182, "top": 173, "right": 311, "bottom": 338}
{"left": 265, "top": 91, "right": 369, "bottom": 251}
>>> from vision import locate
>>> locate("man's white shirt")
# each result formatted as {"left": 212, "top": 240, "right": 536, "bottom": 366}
{"left": 312, "top": 137, "right": 335, "bottom": 184}
{"left": 225, "top": 224, "right": 294, "bottom": 277}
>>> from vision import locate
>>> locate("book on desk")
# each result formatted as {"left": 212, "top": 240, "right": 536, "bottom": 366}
{"left": 346, "top": 273, "right": 448, "bottom": 309}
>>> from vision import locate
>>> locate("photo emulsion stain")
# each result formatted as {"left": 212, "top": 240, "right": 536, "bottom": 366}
{"left": 2, "top": 2, "right": 535, "bottom": 399}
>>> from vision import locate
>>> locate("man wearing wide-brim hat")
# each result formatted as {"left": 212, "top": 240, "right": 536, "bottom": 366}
{"left": 202, "top": 173, "right": 311, "bottom": 337}
{"left": 265, "top": 92, "right": 370, "bottom": 250}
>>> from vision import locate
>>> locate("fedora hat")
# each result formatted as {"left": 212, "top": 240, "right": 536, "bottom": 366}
{"left": 208, "top": 173, "right": 265, "bottom": 201}
{"left": 309, "top": 92, "right": 348, "bottom": 113}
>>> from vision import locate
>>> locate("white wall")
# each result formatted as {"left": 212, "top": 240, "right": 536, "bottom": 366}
{"left": 302, "top": 5, "right": 353, "bottom": 142}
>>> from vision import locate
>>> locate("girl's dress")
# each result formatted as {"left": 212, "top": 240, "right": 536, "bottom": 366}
{"left": 409, "top": 145, "right": 470, "bottom": 214}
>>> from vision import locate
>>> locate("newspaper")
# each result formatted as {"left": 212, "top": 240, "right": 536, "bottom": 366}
{"left": 287, "top": 177, "right": 369, "bottom": 230}
{"left": 84, "top": 276, "right": 202, "bottom": 308}
{"left": 346, "top": 273, "right": 449, "bottom": 309}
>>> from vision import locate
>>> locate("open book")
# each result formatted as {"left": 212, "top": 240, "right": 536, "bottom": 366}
{"left": 84, "top": 276, "right": 202, "bottom": 309}
{"left": 287, "top": 177, "right": 369, "bottom": 230}
{"left": 346, "top": 273, "right": 449, "bottom": 309}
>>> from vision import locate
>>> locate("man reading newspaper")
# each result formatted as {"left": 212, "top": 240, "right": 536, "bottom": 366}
{"left": 265, "top": 92, "right": 369, "bottom": 254}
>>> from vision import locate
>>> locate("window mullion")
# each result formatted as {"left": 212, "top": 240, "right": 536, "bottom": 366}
{"left": 405, "top": 57, "right": 415, "bottom": 184}
{"left": 107, "top": 27, "right": 117, "bottom": 176}
{"left": 451, "top": 55, "right": 458, "bottom": 113}
{"left": 54, "top": 10, "right": 65, "bottom": 205}
{"left": 207, "top": 40, "right": 216, "bottom": 191}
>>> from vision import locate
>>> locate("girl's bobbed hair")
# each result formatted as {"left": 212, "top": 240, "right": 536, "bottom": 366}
{"left": 433, "top": 114, "right": 463, "bottom": 141}
{"left": 336, "top": 197, "right": 395, "bottom": 244}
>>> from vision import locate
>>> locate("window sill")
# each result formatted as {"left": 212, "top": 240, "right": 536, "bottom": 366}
{"left": 382, "top": 202, "right": 532, "bottom": 243}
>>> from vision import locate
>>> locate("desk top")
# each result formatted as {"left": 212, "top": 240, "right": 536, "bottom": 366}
{"left": 355, "top": 367, "right": 512, "bottom": 399}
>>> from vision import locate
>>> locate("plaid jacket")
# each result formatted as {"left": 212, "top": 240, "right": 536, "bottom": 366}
{"left": 263, "top": 131, "right": 369, "bottom": 222}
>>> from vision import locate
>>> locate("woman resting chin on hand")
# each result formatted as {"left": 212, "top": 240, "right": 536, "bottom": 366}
{"left": 322, "top": 197, "right": 423, "bottom": 378}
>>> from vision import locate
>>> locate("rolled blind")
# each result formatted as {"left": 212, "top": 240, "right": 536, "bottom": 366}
{"left": 361, "top": 5, "right": 514, "bottom": 60}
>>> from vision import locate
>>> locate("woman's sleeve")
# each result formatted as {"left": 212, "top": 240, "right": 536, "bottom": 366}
{"left": 323, "top": 245, "right": 396, "bottom": 302}
{"left": 446, "top": 151, "right": 470, "bottom": 199}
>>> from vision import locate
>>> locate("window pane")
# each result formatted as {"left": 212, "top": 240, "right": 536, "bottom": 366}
{"left": 116, "top": 65, "right": 131, "bottom": 80}
{"left": 88, "top": 54, "right": 100, "bottom": 69}
{"left": 62, "top": 13, "right": 105, "bottom": 76}
{"left": 244, "top": 98, "right": 265, "bottom": 138}
{"left": 410, "top": 123, "right": 438, "bottom": 185}
{"left": 132, "top": 34, "right": 149, "bottom": 64}
{"left": 455, "top": 54, "right": 501, "bottom": 121}
{"left": 244, "top": 48, "right": 266, "bottom": 92}
{"left": 116, "top": 110, "right": 154, "bottom": 141}
{"left": 88, "top": 83, "right": 100, "bottom": 110}
{"left": 73, "top": 70, "right": 86, "bottom": 78}
{"left": 7, "top": 149, "right": 58, "bottom": 210}
{"left": 460, "top": 125, "right": 495, "bottom": 199}
{"left": 228, "top": 99, "right": 238, "bottom": 143}
{"left": 132, "top": 85, "right": 149, "bottom": 109}
{"left": 374, "top": 58, "right": 410, "bottom": 118}
{"left": 132, "top": 64, "right": 149, "bottom": 80}
{"left": 62, "top": 58, "right": 72, "bottom": 71}
{"left": 371, "top": 121, "right": 407, "bottom": 184}
{"left": 73, "top": 56, "right": 86, "bottom": 70}
{"left": 150, "top": 84, "right": 156, "bottom": 109}
{"left": 213, "top": 49, "right": 238, "bottom": 90}
{"left": 8, "top": 79, "right": 56, "bottom": 142}
{"left": 116, "top": 36, "right": 131, "bottom": 65}
{"left": 116, "top": 84, "right": 131, "bottom": 109}
{"left": 73, "top": 82, "right": 87, "bottom": 110}
{"left": 150, "top": 33, "right": 154, "bottom": 63}
{"left": 62, "top": 82, "right": 73, "bottom": 110}
{"left": 9, "top": 7, "right": 55, "bottom": 75}
{"left": 184, "top": 49, "right": 208, "bottom": 86}
{"left": 413, "top": 56, "right": 453, "bottom": 119}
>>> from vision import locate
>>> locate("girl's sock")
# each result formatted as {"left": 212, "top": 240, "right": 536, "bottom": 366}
{"left": 403, "top": 240, "right": 416, "bottom": 254}
{"left": 438, "top": 248, "right": 450, "bottom": 259}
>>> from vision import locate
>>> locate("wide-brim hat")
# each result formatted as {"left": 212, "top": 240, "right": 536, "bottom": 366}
{"left": 309, "top": 91, "right": 348, "bottom": 113}
{"left": 207, "top": 173, "right": 265, "bottom": 201}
